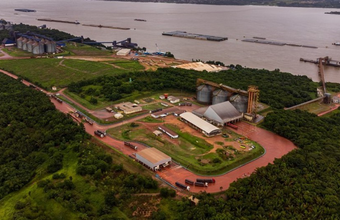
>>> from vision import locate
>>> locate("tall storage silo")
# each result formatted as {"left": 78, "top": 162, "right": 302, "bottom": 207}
{"left": 230, "top": 94, "right": 248, "bottom": 113}
{"left": 27, "top": 39, "right": 34, "bottom": 53}
{"left": 197, "top": 84, "right": 212, "bottom": 104}
{"left": 16, "top": 37, "right": 23, "bottom": 49}
{"left": 33, "top": 41, "right": 44, "bottom": 55}
{"left": 22, "top": 38, "right": 28, "bottom": 51}
{"left": 212, "top": 89, "right": 229, "bottom": 105}
{"left": 51, "top": 41, "right": 56, "bottom": 53}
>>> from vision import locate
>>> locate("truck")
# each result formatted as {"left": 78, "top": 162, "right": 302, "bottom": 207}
{"left": 195, "top": 182, "right": 208, "bottom": 187}
{"left": 97, "top": 130, "right": 106, "bottom": 137}
{"left": 196, "top": 178, "right": 215, "bottom": 183}
{"left": 175, "top": 182, "right": 190, "bottom": 191}
{"left": 94, "top": 130, "right": 104, "bottom": 138}
{"left": 124, "top": 141, "right": 138, "bottom": 150}
{"left": 185, "top": 179, "right": 194, "bottom": 185}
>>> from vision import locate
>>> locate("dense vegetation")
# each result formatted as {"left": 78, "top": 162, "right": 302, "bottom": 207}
{"left": 153, "top": 109, "right": 340, "bottom": 219}
{"left": 69, "top": 67, "right": 317, "bottom": 109}
{"left": 0, "top": 74, "right": 161, "bottom": 219}
{"left": 105, "top": 0, "right": 340, "bottom": 8}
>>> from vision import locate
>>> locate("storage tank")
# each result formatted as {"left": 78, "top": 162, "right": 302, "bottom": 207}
{"left": 33, "top": 41, "right": 44, "bottom": 55}
{"left": 27, "top": 39, "right": 34, "bottom": 53}
{"left": 197, "top": 84, "right": 212, "bottom": 104}
{"left": 45, "top": 40, "right": 57, "bottom": 53}
{"left": 21, "top": 37, "right": 28, "bottom": 51}
{"left": 16, "top": 37, "right": 23, "bottom": 49}
{"left": 230, "top": 94, "right": 248, "bottom": 113}
{"left": 212, "top": 89, "right": 229, "bottom": 105}
{"left": 324, "top": 93, "right": 332, "bottom": 104}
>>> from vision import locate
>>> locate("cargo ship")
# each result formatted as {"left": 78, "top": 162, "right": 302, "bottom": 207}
{"left": 15, "top": 9, "right": 36, "bottom": 12}
{"left": 332, "top": 42, "right": 340, "bottom": 46}
{"left": 37, "top": 18, "right": 80, "bottom": 24}
{"left": 162, "top": 31, "right": 227, "bottom": 42}
{"left": 82, "top": 24, "right": 129, "bottom": 30}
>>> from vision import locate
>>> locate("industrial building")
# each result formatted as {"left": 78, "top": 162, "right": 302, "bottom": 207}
{"left": 179, "top": 112, "right": 221, "bottom": 137}
{"left": 167, "top": 96, "right": 180, "bottom": 104}
{"left": 193, "top": 101, "right": 243, "bottom": 126}
{"left": 158, "top": 125, "right": 179, "bottom": 139}
{"left": 136, "top": 148, "right": 171, "bottom": 171}
{"left": 115, "top": 102, "right": 142, "bottom": 114}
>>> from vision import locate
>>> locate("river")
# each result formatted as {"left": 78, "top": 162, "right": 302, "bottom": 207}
{"left": 0, "top": 0, "right": 339, "bottom": 82}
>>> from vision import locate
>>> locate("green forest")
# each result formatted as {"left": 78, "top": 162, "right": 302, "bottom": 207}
{"left": 0, "top": 74, "right": 164, "bottom": 219}
{"left": 68, "top": 67, "right": 317, "bottom": 109}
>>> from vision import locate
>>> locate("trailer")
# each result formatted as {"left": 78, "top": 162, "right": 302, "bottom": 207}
{"left": 196, "top": 178, "right": 215, "bottom": 183}
{"left": 175, "top": 182, "right": 190, "bottom": 191}
{"left": 185, "top": 179, "right": 194, "bottom": 185}
{"left": 149, "top": 108, "right": 163, "bottom": 114}
{"left": 94, "top": 130, "right": 104, "bottom": 138}
{"left": 195, "top": 182, "right": 208, "bottom": 187}
{"left": 124, "top": 141, "right": 138, "bottom": 150}
{"left": 85, "top": 118, "right": 93, "bottom": 125}
{"left": 227, "top": 123, "right": 238, "bottom": 130}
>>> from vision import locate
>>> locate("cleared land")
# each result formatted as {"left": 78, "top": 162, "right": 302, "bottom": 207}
{"left": 108, "top": 114, "right": 264, "bottom": 175}
{"left": 0, "top": 58, "right": 143, "bottom": 89}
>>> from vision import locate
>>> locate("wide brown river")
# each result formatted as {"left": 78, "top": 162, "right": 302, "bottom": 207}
{"left": 1, "top": 0, "right": 339, "bottom": 82}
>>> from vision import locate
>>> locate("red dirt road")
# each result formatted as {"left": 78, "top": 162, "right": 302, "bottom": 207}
{"left": 157, "top": 122, "right": 297, "bottom": 193}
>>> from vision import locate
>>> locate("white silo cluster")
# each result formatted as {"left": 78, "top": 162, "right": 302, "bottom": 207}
{"left": 16, "top": 33, "right": 56, "bottom": 55}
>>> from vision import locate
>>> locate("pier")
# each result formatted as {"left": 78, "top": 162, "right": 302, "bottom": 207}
{"left": 300, "top": 57, "right": 340, "bottom": 67}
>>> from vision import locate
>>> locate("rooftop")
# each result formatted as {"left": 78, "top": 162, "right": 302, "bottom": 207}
{"left": 137, "top": 148, "right": 171, "bottom": 164}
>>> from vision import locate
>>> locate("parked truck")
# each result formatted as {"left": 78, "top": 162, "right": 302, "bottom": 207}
{"left": 196, "top": 178, "right": 215, "bottom": 183}
{"left": 94, "top": 130, "right": 104, "bottom": 138}
{"left": 185, "top": 179, "right": 194, "bottom": 185}
{"left": 175, "top": 182, "right": 190, "bottom": 191}
{"left": 195, "top": 182, "right": 208, "bottom": 187}
{"left": 124, "top": 141, "right": 138, "bottom": 150}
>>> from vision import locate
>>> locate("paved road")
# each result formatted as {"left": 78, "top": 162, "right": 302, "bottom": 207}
{"left": 1, "top": 68, "right": 299, "bottom": 193}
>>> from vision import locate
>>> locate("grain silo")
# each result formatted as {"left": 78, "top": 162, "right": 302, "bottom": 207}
{"left": 230, "top": 94, "right": 248, "bottom": 113}
{"left": 197, "top": 84, "right": 212, "bottom": 104}
{"left": 212, "top": 89, "right": 229, "bottom": 105}
{"left": 16, "top": 37, "right": 23, "bottom": 49}
{"left": 27, "top": 39, "right": 34, "bottom": 53}
{"left": 33, "top": 41, "right": 44, "bottom": 55}
{"left": 21, "top": 37, "right": 28, "bottom": 51}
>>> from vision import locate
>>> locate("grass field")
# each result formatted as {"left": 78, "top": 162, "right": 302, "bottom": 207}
{"left": 2, "top": 47, "right": 32, "bottom": 57}
{"left": 64, "top": 43, "right": 112, "bottom": 56}
{"left": 107, "top": 122, "right": 264, "bottom": 175}
{"left": 0, "top": 58, "right": 142, "bottom": 90}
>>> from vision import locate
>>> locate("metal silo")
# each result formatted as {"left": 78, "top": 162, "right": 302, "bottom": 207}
{"left": 324, "top": 93, "right": 332, "bottom": 104}
{"left": 197, "top": 84, "right": 212, "bottom": 104}
{"left": 21, "top": 37, "right": 28, "bottom": 51}
{"left": 212, "top": 89, "right": 229, "bottom": 105}
{"left": 27, "top": 39, "right": 34, "bottom": 53}
{"left": 32, "top": 41, "right": 44, "bottom": 55}
{"left": 51, "top": 41, "right": 56, "bottom": 53}
{"left": 16, "top": 37, "right": 23, "bottom": 49}
{"left": 230, "top": 94, "right": 248, "bottom": 113}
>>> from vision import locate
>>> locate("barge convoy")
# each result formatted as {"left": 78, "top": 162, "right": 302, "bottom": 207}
{"left": 37, "top": 18, "right": 80, "bottom": 24}
{"left": 15, "top": 9, "right": 36, "bottom": 12}
{"left": 162, "top": 31, "right": 228, "bottom": 42}
{"left": 82, "top": 24, "right": 129, "bottom": 30}
{"left": 242, "top": 38, "right": 318, "bottom": 49}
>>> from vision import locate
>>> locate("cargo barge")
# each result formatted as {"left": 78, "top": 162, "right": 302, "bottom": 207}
{"left": 134, "top": 19, "right": 146, "bottom": 22}
{"left": 37, "top": 18, "right": 80, "bottom": 24}
{"left": 15, "top": 9, "right": 36, "bottom": 12}
{"left": 325, "top": 11, "right": 340, "bottom": 15}
{"left": 162, "top": 31, "right": 227, "bottom": 42}
{"left": 82, "top": 24, "right": 129, "bottom": 30}
{"left": 242, "top": 38, "right": 317, "bottom": 49}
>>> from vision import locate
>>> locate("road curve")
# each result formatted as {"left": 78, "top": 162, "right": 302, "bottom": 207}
{"left": 1, "top": 69, "right": 298, "bottom": 193}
